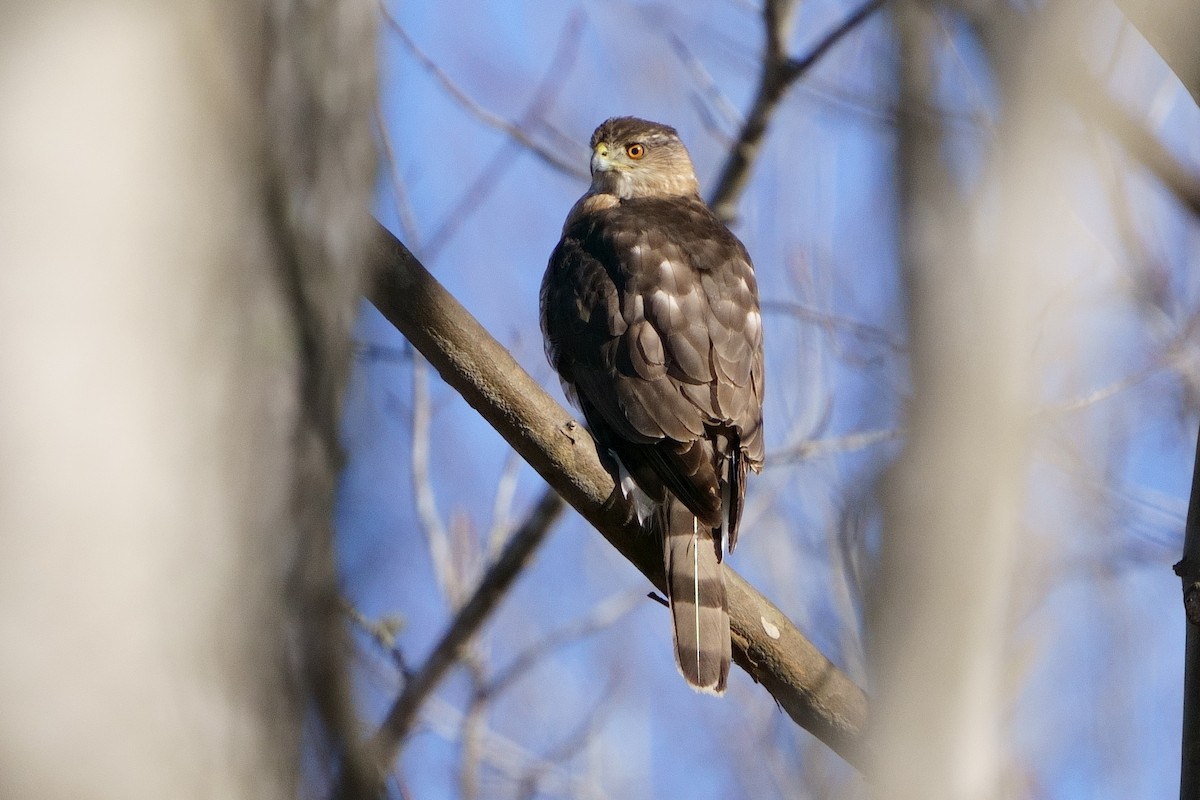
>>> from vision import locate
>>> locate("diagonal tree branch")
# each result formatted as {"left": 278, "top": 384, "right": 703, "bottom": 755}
{"left": 335, "top": 488, "right": 565, "bottom": 800}
{"left": 708, "top": 0, "right": 888, "bottom": 221}
{"left": 337, "top": 221, "right": 869, "bottom": 797}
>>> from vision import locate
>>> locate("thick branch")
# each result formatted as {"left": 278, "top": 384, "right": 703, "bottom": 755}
{"left": 354, "top": 221, "right": 868, "bottom": 790}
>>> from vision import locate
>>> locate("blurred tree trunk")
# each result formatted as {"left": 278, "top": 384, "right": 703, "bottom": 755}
{"left": 870, "top": 3, "right": 1049, "bottom": 797}
{"left": 0, "top": 1, "right": 376, "bottom": 797}
{"left": 1114, "top": 0, "right": 1200, "bottom": 106}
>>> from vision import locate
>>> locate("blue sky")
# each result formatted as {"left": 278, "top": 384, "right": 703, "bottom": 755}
{"left": 333, "top": 2, "right": 1200, "bottom": 797}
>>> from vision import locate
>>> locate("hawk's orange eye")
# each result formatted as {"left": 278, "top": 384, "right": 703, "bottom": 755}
{"left": 626, "top": 143, "right": 645, "bottom": 159}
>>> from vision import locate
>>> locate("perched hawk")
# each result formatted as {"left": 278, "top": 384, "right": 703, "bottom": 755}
{"left": 540, "top": 117, "right": 764, "bottom": 694}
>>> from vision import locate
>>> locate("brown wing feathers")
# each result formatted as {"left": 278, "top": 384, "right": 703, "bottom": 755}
{"left": 541, "top": 122, "right": 763, "bottom": 695}
{"left": 661, "top": 498, "right": 731, "bottom": 693}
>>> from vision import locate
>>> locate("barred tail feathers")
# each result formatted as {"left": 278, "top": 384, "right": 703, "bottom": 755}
{"left": 660, "top": 498, "right": 731, "bottom": 694}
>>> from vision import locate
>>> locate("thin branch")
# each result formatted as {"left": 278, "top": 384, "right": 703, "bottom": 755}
{"left": 380, "top": 4, "right": 588, "bottom": 181}
{"left": 762, "top": 298, "right": 907, "bottom": 353}
{"left": 459, "top": 661, "right": 488, "bottom": 800}
{"left": 771, "top": 427, "right": 904, "bottom": 465}
{"left": 668, "top": 33, "right": 742, "bottom": 145}
{"left": 410, "top": 354, "right": 459, "bottom": 604}
{"left": 512, "top": 678, "right": 616, "bottom": 800}
{"left": 420, "top": 11, "right": 587, "bottom": 260}
{"left": 482, "top": 590, "right": 643, "bottom": 698}
{"left": 1040, "top": 362, "right": 1162, "bottom": 415}
{"left": 343, "top": 223, "right": 869, "bottom": 798}
{"left": 786, "top": 0, "right": 890, "bottom": 78}
{"left": 420, "top": 694, "right": 612, "bottom": 800}
{"left": 334, "top": 484, "right": 566, "bottom": 799}
{"left": 708, "top": 0, "right": 888, "bottom": 220}
{"left": 344, "top": 602, "right": 408, "bottom": 666}
{"left": 374, "top": 103, "right": 423, "bottom": 249}
{"left": 486, "top": 451, "right": 524, "bottom": 556}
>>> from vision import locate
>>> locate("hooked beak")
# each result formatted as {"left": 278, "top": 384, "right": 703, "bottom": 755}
{"left": 590, "top": 142, "right": 613, "bottom": 175}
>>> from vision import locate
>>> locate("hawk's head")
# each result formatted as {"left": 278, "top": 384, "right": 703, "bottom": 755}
{"left": 587, "top": 117, "right": 700, "bottom": 200}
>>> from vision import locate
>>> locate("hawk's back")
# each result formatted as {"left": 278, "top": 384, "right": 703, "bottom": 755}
{"left": 542, "top": 194, "right": 764, "bottom": 542}
{"left": 540, "top": 116, "right": 764, "bottom": 694}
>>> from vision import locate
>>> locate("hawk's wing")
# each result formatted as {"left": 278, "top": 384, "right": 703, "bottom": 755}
{"left": 540, "top": 196, "right": 764, "bottom": 546}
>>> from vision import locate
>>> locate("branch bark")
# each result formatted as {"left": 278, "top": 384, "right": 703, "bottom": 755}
{"left": 344, "top": 221, "right": 869, "bottom": 795}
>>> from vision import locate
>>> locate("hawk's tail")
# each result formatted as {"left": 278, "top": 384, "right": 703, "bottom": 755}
{"left": 660, "top": 498, "right": 731, "bottom": 694}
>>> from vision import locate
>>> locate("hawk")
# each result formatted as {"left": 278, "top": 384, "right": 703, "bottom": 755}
{"left": 540, "top": 117, "right": 764, "bottom": 694}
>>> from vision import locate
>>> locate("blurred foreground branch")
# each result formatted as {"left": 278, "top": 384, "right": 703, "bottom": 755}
{"left": 1071, "top": 65, "right": 1200, "bottom": 216}
{"left": 870, "top": 4, "right": 1034, "bottom": 797}
{"left": 1113, "top": 0, "right": 1200, "bottom": 107}
{"left": 336, "top": 221, "right": 869, "bottom": 796}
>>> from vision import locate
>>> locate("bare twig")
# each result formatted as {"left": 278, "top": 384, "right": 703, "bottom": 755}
{"left": 486, "top": 452, "right": 524, "bottom": 556}
{"left": 420, "top": 695, "right": 612, "bottom": 800}
{"left": 512, "top": 680, "right": 616, "bottom": 800}
{"left": 410, "top": 354, "right": 459, "bottom": 604}
{"left": 379, "top": 4, "right": 588, "bottom": 181}
{"left": 771, "top": 427, "right": 903, "bottom": 465}
{"left": 762, "top": 299, "right": 907, "bottom": 353}
{"left": 374, "top": 103, "right": 422, "bottom": 249}
{"left": 333, "top": 485, "right": 566, "bottom": 799}
{"left": 668, "top": 33, "right": 741, "bottom": 145}
{"left": 344, "top": 602, "right": 407, "bottom": 664}
{"left": 709, "top": 0, "right": 889, "bottom": 220}
{"left": 347, "top": 224, "right": 869, "bottom": 797}
{"left": 460, "top": 661, "right": 488, "bottom": 800}
{"left": 483, "top": 590, "right": 643, "bottom": 698}
{"left": 421, "top": 11, "right": 588, "bottom": 259}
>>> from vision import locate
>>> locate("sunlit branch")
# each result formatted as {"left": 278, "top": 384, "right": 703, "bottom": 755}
{"left": 348, "top": 595, "right": 611, "bottom": 800}
{"left": 423, "top": 694, "right": 613, "bottom": 800}
{"left": 337, "top": 223, "right": 870, "bottom": 797}
{"left": 411, "top": 354, "right": 459, "bottom": 604}
{"left": 486, "top": 452, "right": 525, "bottom": 555}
